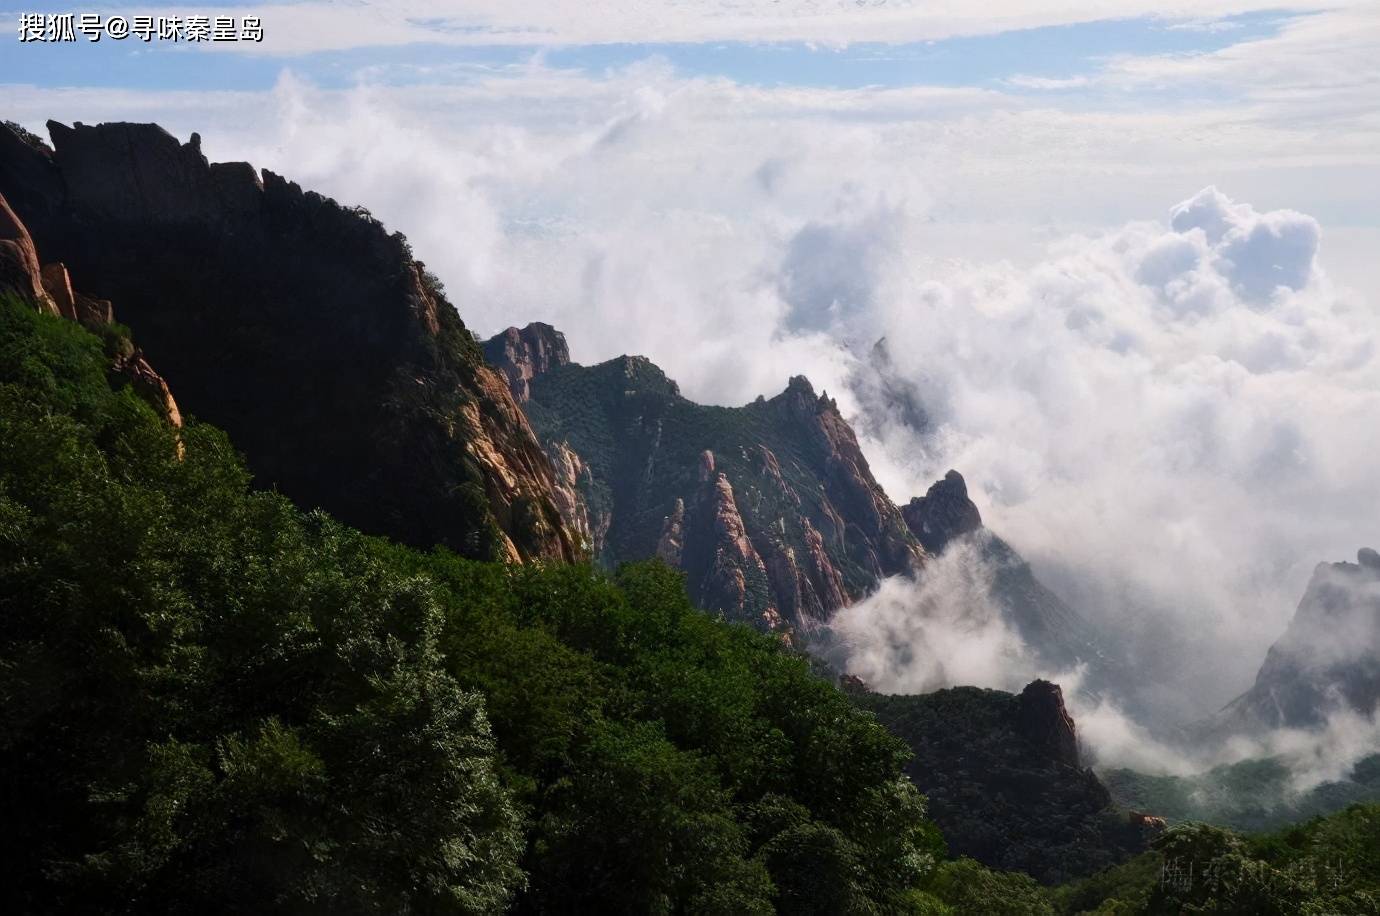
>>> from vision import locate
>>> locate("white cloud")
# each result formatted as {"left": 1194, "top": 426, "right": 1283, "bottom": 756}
{"left": 846, "top": 185, "right": 1378, "bottom": 726}
{"left": 89, "top": 1, "right": 1364, "bottom": 55}
{"left": 1004, "top": 75, "right": 1092, "bottom": 90}
{"left": 4, "top": 37, "right": 1376, "bottom": 744}
{"left": 1100, "top": 5, "right": 1380, "bottom": 127}
{"left": 829, "top": 539, "right": 1045, "bottom": 695}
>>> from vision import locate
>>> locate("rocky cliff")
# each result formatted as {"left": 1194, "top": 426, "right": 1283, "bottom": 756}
{"left": 0, "top": 121, "right": 576, "bottom": 563}
{"left": 1213, "top": 548, "right": 1380, "bottom": 733}
{"left": 895, "top": 469, "right": 1117, "bottom": 691}
{"left": 857, "top": 681, "right": 1158, "bottom": 884}
{"left": 1016, "top": 679, "right": 1081, "bottom": 769}
{"left": 489, "top": 325, "right": 925, "bottom": 634}
{"left": 481, "top": 321, "right": 570, "bottom": 403}
{"left": 901, "top": 470, "right": 983, "bottom": 555}
{"left": 2, "top": 190, "right": 182, "bottom": 428}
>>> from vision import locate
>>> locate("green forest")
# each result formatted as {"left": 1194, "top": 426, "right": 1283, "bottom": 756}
{"left": 2, "top": 293, "right": 1378, "bottom": 914}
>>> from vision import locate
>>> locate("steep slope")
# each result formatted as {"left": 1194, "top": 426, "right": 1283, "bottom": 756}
{"left": 1102, "top": 753, "right": 1380, "bottom": 833}
{"left": 0, "top": 292, "right": 942, "bottom": 914}
{"left": 856, "top": 680, "right": 1160, "bottom": 885}
{"left": 0, "top": 120, "right": 575, "bottom": 563}
{"left": 1213, "top": 548, "right": 1380, "bottom": 733}
{"left": 901, "top": 469, "right": 1117, "bottom": 687}
{"left": 1, "top": 190, "right": 181, "bottom": 427}
{"left": 485, "top": 323, "right": 925, "bottom": 634}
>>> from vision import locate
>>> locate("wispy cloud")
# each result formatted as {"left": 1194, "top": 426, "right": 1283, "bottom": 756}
{"left": 1004, "top": 74, "right": 1092, "bottom": 89}
{"left": 3, "top": 2, "right": 1376, "bottom": 753}
{"left": 49, "top": 0, "right": 1356, "bottom": 55}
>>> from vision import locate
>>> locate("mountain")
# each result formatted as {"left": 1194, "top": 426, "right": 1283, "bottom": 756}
{"left": 485, "top": 322, "right": 926, "bottom": 635}
{"left": 0, "top": 120, "right": 576, "bottom": 564}
{"left": 0, "top": 281, "right": 951, "bottom": 914}
{"left": 1, "top": 190, "right": 182, "bottom": 427}
{"left": 899, "top": 469, "right": 1118, "bottom": 690}
{"left": 1102, "top": 753, "right": 1380, "bottom": 834}
{"left": 1212, "top": 547, "right": 1380, "bottom": 734}
{"left": 855, "top": 679, "right": 1160, "bottom": 884}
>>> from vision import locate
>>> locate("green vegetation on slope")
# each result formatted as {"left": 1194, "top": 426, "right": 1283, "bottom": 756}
{"left": 523, "top": 359, "right": 910, "bottom": 605}
{"left": 0, "top": 294, "right": 945, "bottom": 913}
{"left": 1056, "top": 803, "right": 1380, "bottom": 914}
{"left": 1103, "top": 754, "right": 1380, "bottom": 834}
{"left": 857, "top": 688, "right": 1150, "bottom": 885}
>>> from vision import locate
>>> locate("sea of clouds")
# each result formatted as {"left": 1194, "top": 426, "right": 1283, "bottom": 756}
{"left": 9, "top": 46, "right": 1377, "bottom": 775}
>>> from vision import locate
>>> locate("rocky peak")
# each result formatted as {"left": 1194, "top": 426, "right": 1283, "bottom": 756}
{"left": 901, "top": 470, "right": 984, "bottom": 554}
{"left": 0, "top": 119, "right": 578, "bottom": 564}
{"left": 698, "top": 449, "right": 716, "bottom": 482}
{"left": 1016, "top": 679, "right": 1081, "bottom": 769}
{"left": 858, "top": 337, "right": 930, "bottom": 433}
{"left": 481, "top": 321, "right": 570, "bottom": 402}
{"left": 769, "top": 375, "right": 925, "bottom": 578}
{"left": 505, "top": 350, "right": 925, "bottom": 632}
{"left": 668, "top": 456, "right": 782, "bottom": 633}
{"left": 1224, "top": 548, "right": 1380, "bottom": 731}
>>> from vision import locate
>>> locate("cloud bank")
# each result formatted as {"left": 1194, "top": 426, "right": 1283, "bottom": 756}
{"left": 6, "top": 45, "right": 1376, "bottom": 763}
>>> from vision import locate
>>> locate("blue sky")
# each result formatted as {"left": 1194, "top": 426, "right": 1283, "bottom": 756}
{"left": 2, "top": 1, "right": 1377, "bottom": 722}
{"left": 3, "top": 4, "right": 1293, "bottom": 95}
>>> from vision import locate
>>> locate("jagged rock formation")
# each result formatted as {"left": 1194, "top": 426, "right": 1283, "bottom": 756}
{"left": 481, "top": 321, "right": 570, "bottom": 403}
{"left": 1016, "top": 679, "right": 1081, "bottom": 769}
{"left": 857, "top": 681, "right": 1159, "bottom": 884}
{"left": 488, "top": 325, "right": 925, "bottom": 633}
{"left": 901, "top": 469, "right": 983, "bottom": 555}
{"left": 685, "top": 450, "right": 782, "bottom": 628}
{"left": 897, "top": 469, "right": 1116, "bottom": 689}
{"left": 1212, "top": 548, "right": 1380, "bottom": 733}
{"left": 847, "top": 336, "right": 930, "bottom": 440}
{"left": 0, "top": 121, "right": 577, "bottom": 563}
{"left": 1, "top": 190, "right": 182, "bottom": 429}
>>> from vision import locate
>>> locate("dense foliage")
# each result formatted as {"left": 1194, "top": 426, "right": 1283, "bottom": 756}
{"left": 1056, "top": 803, "right": 1380, "bottom": 914}
{"left": 0, "top": 295, "right": 942, "bottom": 913}
{"left": 858, "top": 687, "right": 1149, "bottom": 885}
{"left": 1103, "top": 754, "right": 1380, "bottom": 833}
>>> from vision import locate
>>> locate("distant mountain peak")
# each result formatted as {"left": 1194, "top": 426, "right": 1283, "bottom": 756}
{"left": 487, "top": 336, "right": 922, "bottom": 632}
{"left": 482, "top": 321, "right": 570, "bottom": 402}
{"left": 1213, "top": 547, "right": 1380, "bottom": 733}
{"left": 0, "top": 119, "right": 579, "bottom": 564}
{"left": 901, "top": 468, "right": 984, "bottom": 555}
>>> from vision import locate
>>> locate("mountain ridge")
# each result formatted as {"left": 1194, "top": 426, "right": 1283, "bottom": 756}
{"left": 0, "top": 120, "right": 578, "bottom": 564}
{"left": 485, "top": 322, "right": 927, "bottom": 635}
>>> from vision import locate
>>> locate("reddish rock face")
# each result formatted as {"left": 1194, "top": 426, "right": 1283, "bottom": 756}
{"left": 488, "top": 329, "right": 929, "bottom": 634}
{"left": 482, "top": 322, "right": 571, "bottom": 402}
{"left": 1128, "top": 811, "right": 1167, "bottom": 831}
{"left": 778, "top": 376, "right": 925, "bottom": 578}
{"left": 113, "top": 350, "right": 184, "bottom": 429}
{"left": 40, "top": 262, "right": 77, "bottom": 321}
{"left": 0, "top": 120, "right": 578, "bottom": 564}
{"left": 1, "top": 190, "right": 183, "bottom": 432}
{"left": 1016, "top": 679, "right": 1081, "bottom": 769}
{"left": 0, "top": 193, "right": 56, "bottom": 314}
{"left": 679, "top": 453, "right": 783, "bottom": 632}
